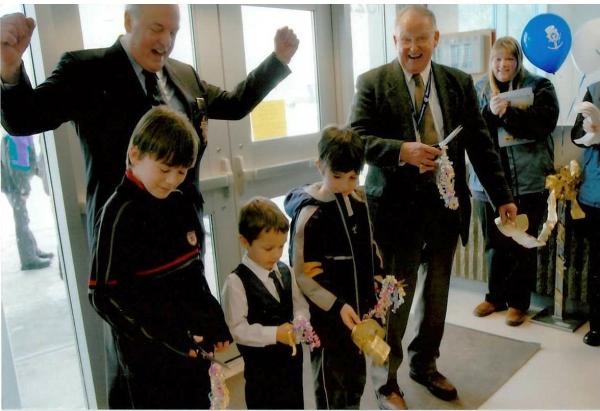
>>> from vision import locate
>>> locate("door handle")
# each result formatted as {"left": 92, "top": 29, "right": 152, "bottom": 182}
{"left": 232, "top": 156, "right": 316, "bottom": 195}
{"left": 199, "top": 158, "right": 234, "bottom": 191}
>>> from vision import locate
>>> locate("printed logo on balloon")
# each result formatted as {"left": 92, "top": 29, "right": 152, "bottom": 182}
{"left": 521, "top": 13, "right": 572, "bottom": 74}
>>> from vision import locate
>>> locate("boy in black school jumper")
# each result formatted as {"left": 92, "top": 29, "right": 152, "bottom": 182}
{"left": 89, "top": 106, "right": 231, "bottom": 409}
{"left": 222, "top": 197, "right": 310, "bottom": 409}
{"left": 285, "top": 126, "right": 383, "bottom": 409}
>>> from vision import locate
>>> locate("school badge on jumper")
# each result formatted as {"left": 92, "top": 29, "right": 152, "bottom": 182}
{"left": 187, "top": 231, "right": 198, "bottom": 246}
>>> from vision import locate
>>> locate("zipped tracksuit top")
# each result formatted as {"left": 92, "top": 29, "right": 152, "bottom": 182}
{"left": 88, "top": 174, "right": 231, "bottom": 367}
{"left": 284, "top": 183, "right": 382, "bottom": 347}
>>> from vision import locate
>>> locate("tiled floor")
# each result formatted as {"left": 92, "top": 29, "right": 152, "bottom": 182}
{"left": 2, "top": 178, "right": 599, "bottom": 409}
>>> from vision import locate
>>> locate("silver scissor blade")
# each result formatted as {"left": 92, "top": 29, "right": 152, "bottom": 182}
{"left": 198, "top": 347, "right": 230, "bottom": 369}
{"left": 438, "top": 125, "right": 463, "bottom": 147}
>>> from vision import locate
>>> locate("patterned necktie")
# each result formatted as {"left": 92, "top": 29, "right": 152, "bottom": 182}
{"left": 412, "top": 74, "right": 438, "bottom": 146}
{"left": 268, "top": 271, "right": 284, "bottom": 299}
{"left": 143, "top": 70, "right": 165, "bottom": 106}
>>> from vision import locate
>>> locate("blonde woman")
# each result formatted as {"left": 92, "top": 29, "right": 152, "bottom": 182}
{"left": 469, "top": 36, "right": 559, "bottom": 326}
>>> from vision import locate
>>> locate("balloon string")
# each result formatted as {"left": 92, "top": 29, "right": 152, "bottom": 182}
{"left": 567, "top": 73, "right": 587, "bottom": 120}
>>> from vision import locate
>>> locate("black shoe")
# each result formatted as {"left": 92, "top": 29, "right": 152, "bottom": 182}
{"left": 21, "top": 257, "right": 51, "bottom": 271}
{"left": 583, "top": 330, "right": 600, "bottom": 346}
{"left": 37, "top": 250, "right": 54, "bottom": 259}
{"left": 409, "top": 370, "right": 458, "bottom": 401}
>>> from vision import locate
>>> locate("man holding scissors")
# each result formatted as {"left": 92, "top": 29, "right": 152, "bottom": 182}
{"left": 350, "top": 6, "right": 517, "bottom": 409}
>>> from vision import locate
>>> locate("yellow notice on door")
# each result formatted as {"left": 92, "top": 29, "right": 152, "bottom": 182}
{"left": 250, "top": 100, "right": 287, "bottom": 141}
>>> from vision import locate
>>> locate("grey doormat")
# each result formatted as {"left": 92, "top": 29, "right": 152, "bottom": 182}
{"left": 226, "top": 323, "right": 541, "bottom": 409}
{"left": 364, "top": 323, "right": 541, "bottom": 410}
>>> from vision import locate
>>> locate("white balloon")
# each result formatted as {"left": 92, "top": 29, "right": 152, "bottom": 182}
{"left": 571, "top": 18, "right": 600, "bottom": 75}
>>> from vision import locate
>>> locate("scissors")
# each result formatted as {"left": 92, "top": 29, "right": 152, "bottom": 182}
{"left": 435, "top": 125, "right": 463, "bottom": 148}
{"left": 194, "top": 344, "right": 230, "bottom": 369}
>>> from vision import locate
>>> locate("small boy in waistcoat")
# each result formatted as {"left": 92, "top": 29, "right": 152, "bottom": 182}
{"left": 222, "top": 197, "right": 309, "bottom": 409}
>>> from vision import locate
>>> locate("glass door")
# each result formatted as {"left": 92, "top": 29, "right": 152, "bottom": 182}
{"left": 0, "top": 4, "right": 88, "bottom": 408}
{"left": 192, "top": 4, "right": 337, "bottom": 278}
{"left": 189, "top": 4, "right": 338, "bottom": 366}
{"left": 1, "top": 5, "right": 341, "bottom": 405}
{"left": 221, "top": 5, "right": 335, "bottom": 203}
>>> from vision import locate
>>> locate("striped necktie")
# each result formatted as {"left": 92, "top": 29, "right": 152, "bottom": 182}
{"left": 413, "top": 74, "right": 438, "bottom": 146}
{"left": 143, "top": 70, "right": 165, "bottom": 106}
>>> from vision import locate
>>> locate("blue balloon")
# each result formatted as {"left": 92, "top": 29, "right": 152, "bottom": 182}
{"left": 521, "top": 13, "right": 572, "bottom": 74}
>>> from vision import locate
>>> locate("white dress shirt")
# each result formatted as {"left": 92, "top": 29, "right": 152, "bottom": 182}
{"left": 222, "top": 254, "right": 310, "bottom": 347}
{"left": 119, "top": 36, "right": 187, "bottom": 114}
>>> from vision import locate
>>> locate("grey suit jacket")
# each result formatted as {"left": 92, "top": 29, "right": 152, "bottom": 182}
{"left": 350, "top": 60, "right": 513, "bottom": 244}
{"left": 1, "top": 39, "right": 290, "bottom": 241}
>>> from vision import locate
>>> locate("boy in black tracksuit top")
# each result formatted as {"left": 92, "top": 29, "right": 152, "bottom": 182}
{"left": 222, "top": 197, "right": 310, "bottom": 409}
{"left": 89, "top": 106, "right": 231, "bottom": 409}
{"left": 285, "top": 126, "right": 383, "bottom": 409}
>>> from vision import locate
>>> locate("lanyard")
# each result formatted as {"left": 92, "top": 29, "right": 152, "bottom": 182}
{"left": 408, "top": 69, "right": 433, "bottom": 129}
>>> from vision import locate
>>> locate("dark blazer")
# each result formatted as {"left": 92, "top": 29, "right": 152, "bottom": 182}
{"left": 1, "top": 39, "right": 290, "bottom": 239}
{"left": 350, "top": 60, "right": 513, "bottom": 244}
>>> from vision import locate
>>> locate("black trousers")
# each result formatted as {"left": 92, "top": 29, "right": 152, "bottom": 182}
{"left": 113, "top": 335, "right": 211, "bottom": 409}
{"left": 369, "top": 185, "right": 459, "bottom": 392}
{"left": 312, "top": 343, "right": 366, "bottom": 409}
{"left": 475, "top": 192, "right": 547, "bottom": 311}
{"left": 243, "top": 345, "right": 303, "bottom": 409}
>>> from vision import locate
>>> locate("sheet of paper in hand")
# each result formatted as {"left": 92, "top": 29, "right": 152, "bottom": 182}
{"left": 498, "top": 87, "right": 534, "bottom": 109}
{"left": 497, "top": 87, "right": 535, "bottom": 148}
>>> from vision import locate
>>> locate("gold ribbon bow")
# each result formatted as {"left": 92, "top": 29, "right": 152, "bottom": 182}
{"left": 537, "top": 160, "right": 586, "bottom": 245}
{"left": 545, "top": 160, "right": 586, "bottom": 220}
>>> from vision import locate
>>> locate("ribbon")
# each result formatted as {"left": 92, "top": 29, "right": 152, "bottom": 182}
{"left": 287, "top": 330, "right": 297, "bottom": 356}
{"left": 537, "top": 160, "right": 586, "bottom": 245}
{"left": 208, "top": 363, "right": 230, "bottom": 410}
{"left": 349, "top": 276, "right": 405, "bottom": 364}
{"left": 290, "top": 315, "right": 321, "bottom": 356}
{"left": 364, "top": 275, "right": 406, "bottom": 325}
{"left": 435, "top": 146, "right": 459, "bottom": 210}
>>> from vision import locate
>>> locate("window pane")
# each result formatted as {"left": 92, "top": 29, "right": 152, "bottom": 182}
{"left": 507, "top": 4, "right": 544, "bottom": 73}
{"left": 1, "top": 4, "right": 86, "bottom": 407}
{"left": 508, "top": 5, "right": 542, "bottom": 40}
{"left": 78, "top": 5, "right": 195, "bottom": 67}
{"left": 241, "top": 6, "right": 320, "bottom": 141}
{"left": 350, "top": 4, "right": 387, "bottom": 86}
{"left": 203, "top": 215, "right": 220, "bottom": 301}
{"left": 458, "top": 5, "right": 494, "bottom": 32}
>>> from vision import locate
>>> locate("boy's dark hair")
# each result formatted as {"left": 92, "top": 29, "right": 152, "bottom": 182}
{"left": 318, "top": 126, "right": 365, "bottom": 173}
{"left": 126, "top": 105, "right": 199, "bottom": 168}
{"left": 239, "top": 196, "right": 289, "bottom": 244}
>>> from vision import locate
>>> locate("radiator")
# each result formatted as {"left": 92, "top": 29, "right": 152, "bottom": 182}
{"left": 451, "top": 204, "right": 487, "bottom": 282}
{"left": 451, "top": 199, "right": 589, "bottom": 305}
